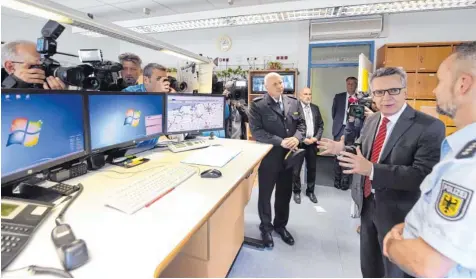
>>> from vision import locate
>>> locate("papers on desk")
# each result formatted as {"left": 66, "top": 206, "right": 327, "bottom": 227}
{"left": 181, "top": 146, "right": 242, "bottom": 167}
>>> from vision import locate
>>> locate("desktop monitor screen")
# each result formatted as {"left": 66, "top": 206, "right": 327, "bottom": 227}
{"left": 88, "top": 93, "right": 164, "bottom": 152}
{"left": 251, "top": 76, "right": 266, "bottom": 93}
{"left": 1, "top": 91, "right": 87, "bottom": 183}
{"left": 281, "top": 74, "right": 295, "bottom": 91}
{"left": 165, "top": 94, "right": 225, "bottom": 134}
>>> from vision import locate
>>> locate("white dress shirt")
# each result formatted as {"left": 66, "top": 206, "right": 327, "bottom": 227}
{"left": 301, "top": 101, "right": 314, "bottom": 138}
{"left": 370, "top": 103, "right": 408, "bottom": 180}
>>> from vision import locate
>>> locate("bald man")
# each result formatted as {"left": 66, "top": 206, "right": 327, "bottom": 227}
{"left": 249, "top": 72, "right": 306, "bottom": 248}
{"left": 292, "top": 88, "right": 324, "bottom": 204}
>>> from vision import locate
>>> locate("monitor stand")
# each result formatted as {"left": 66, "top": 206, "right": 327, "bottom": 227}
{"left": 105, "top": 147, "right": 149, "bottom": 168}
{"left": 1, "top": 181, "right": 62, "bottom": 204}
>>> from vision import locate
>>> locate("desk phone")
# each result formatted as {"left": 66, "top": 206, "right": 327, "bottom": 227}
{"left": 1, "top": 198, "right": 53, "bottom": 270}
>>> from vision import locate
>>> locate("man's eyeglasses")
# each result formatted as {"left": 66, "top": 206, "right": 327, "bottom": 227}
{"left": 372, "top": 88, "right": 404, "bottom": 97}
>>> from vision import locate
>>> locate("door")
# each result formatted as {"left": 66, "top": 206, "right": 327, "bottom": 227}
{"left": 417, "top": 46, "right": 453, "bottom": 72}
{"left": 385, "top": 47, "right": 418, "bottom": 71}
{"left": 415, "top": 73, "right": 438, "bottom": 99}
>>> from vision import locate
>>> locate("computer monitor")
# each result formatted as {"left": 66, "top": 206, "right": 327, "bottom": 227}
{"left": 251, "top": 76, "right": 266, "bottom": 93}
{"left": 281, "top": 73, "right": 295, "bottom": 92}
{"left": 1, "top": 90, "right": 88, "bottom": 184}
{"left": 87, "top": 93, "right": 165, "bottom": 153}
{"left": 165, "top": 93, "right": 225, "bottom": 134}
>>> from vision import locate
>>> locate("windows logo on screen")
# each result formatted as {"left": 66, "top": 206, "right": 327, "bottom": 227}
{"left": 124, "top": 109, "right": 141, "bottom": 127}
{"left": 6, "top": 118, "right": 43, "bottom": 147}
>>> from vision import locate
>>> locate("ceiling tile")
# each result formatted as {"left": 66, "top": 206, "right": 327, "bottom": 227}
{"left": 99, "top": 0, "right": 136, "bottom": 3}
{"left": 50, "top": 0, "right": 104, "bottom": 9}
{"left": 112, "top": 0, "right": 167, "bottom": 11}
{"left": 155, "top": 0, "right": 216, "bottom": 13}
{"left": 208, "top": 0, "right": 259, "bottom": 9}
{"left": 79, "top": 4, "right": 130, "bottom": 15}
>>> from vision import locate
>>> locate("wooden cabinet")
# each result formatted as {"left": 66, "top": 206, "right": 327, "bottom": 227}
{"left": 415, "top": 73, "right": 438, "bottom": 99}
{"left": 383, "top": 47, "right": 418, "bottom": 71}
{"left": 414, "top": 100, "right": 439, "bottom": 119}
{"left": 406, "top": 73, "right": 417, "bottom": 99}
{"left": 417, "top": 46, "right": 453, "bottom": 72}
{"left": 446, "top": 126, "right": 457, "bottom": 137}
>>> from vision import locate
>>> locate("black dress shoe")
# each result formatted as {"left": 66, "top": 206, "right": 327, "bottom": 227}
{"left": 293, "top": 193, "right": 301, "bottom": 204}
{"left": 274, "top": 228, "right": 295, "bottom": 246}
{"left": 306, "top": 192, "right": 318, "bottom": 203}
{"left": 261, "top": 232, "right": 274, "bottom": 249}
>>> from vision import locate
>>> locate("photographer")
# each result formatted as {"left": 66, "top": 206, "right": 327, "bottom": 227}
{"left": 118, "top": 52, "right": 142, "bottom": 87}
{"left": 122, "top": 63, "right": 172, "bottom": 93}
{"left": 223, "top": 81, "right": 249, "bottom": 139}
{"left": 1, "top": 40, "right": 65, "bottom": 89}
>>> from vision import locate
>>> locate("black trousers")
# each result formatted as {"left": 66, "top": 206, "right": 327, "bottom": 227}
{"left": 292, "top": 143, "right": 317, "bottom": 194}
{"left": 258, "top": 152, "right": 293, "bottom": 233}
{"left": 333, "top": 127, "right": 345, "bottom": 188}
{"left": 360, "top": 194, "right": 413, "bottom": 278}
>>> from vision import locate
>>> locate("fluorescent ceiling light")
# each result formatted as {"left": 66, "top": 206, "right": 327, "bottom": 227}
{"left": 122, "top": 0, "right": 476, "bottom": 34}
{"left": 2, "top": 0, "right": 73, "bottom": 24}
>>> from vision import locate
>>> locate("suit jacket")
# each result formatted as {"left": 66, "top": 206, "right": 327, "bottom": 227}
{"left": 332, "top": 92, "right": 348, "bottom": 138}
{"left": 298, "top": 102, "right": 324, "bottom": 141}
{"left": 351, "top": 105, "right": 446, "bottom": 218}
{"left": 249, "top": 93, "right": 306, "bottom": 170}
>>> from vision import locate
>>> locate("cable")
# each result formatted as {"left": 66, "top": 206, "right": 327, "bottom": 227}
{"left": 55, "top": 183, "right": 83, "bottom": 226}
{"left": 2, "top": 265, "right": 73, "bottom": 278}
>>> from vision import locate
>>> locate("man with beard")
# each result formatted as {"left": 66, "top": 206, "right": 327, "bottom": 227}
{"left": 383, "top": 41, "right": 476, "bottom": 278}
{"left": 118, "top": 52, "right": 142, "bottom": 87}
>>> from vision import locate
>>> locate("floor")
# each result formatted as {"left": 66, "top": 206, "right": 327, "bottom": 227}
{"left": 228, "top": 156, "right": 362, "bottom": 278}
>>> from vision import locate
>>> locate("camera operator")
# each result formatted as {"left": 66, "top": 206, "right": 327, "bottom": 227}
{"left": 1, "top": 40, "right": 65, "bottom": 90}
{"left": 118, "top": 52, "right": 142, "bottom": 87}
{"left": 122, "top": 63, "right": 173, "bottom": 93}
{"left": 341, "top": 99, "right": 378, "bottom": 190}
{"left": 223, "top": 81, "right": 249, "bottom": 139}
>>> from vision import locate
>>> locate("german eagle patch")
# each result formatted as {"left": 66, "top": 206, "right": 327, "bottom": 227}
{"left": 435, "top": 180, "right": 473, "bottom": 221}
{"left": 455, "top": 139, "right": 476, "bottom": 159}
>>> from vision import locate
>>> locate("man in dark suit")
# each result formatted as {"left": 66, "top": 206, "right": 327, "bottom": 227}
{"left": 292, "top": 87, "right": 324, "bottom": 204}
{"left": 249, "top": 72, "right": 306, "bottom": 248}
{"left": 318, "top": 67, "right": 445, "bottom": 278}
{"left": 331, "top": 77, "right": 358, "bottom": 189}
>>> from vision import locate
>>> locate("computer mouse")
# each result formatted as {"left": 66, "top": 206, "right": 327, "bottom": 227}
{"left": 200, "top": 169, "right": 222, "bottom": 178}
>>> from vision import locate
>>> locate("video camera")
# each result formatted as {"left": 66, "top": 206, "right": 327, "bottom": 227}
{"left": 347, "top": 93, "right": 373, "bottom": 120}
{"left": 225, "top": 79, "right": 248, "bottom": 102}
{"left": 35, "top": 20, "right": 124, "bottom": 91}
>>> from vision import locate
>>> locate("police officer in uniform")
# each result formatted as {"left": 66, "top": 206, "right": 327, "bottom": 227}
{"left": 383, "top": 41, "right": 476, "bottom": 277}
{"left": 249, "top": 72, "right": 306, "bottom": 248}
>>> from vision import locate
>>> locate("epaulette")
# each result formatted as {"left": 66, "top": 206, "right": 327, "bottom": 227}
{"left": 456, "top": 139, "right": 476, "bottom": 159}
{"left": 253, "top": 96, "right": 264, "bottom": 102}
{"left": 286, "top": 95, "right": 297, "bottom": 100}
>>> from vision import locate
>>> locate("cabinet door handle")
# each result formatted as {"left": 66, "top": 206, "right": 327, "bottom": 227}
{"left": 420, "top": 56, "right": 423, "bottom": 63}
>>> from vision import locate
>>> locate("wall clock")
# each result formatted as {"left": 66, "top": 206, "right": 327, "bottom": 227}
{"left": 218, "top": 35, "right": 232, "bottom": 52}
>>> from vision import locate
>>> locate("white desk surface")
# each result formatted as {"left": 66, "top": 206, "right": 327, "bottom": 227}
{"left": 3, "top": 139, "right": 271, "bottom": 278}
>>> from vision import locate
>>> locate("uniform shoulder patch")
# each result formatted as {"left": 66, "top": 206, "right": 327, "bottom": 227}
{"left": 455, "top": 139, "right": 476, "bottom": 159}
{"left": 252, "top": 96, "right": 264, "bottom": 102}
{"left": 435, "top": 180, "right": 473, "bottom": 221}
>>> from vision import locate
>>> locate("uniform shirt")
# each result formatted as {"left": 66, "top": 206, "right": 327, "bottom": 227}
{"left": 301, "top": 102, "right": 314, "bottom": 138}
{"left": 122, "top": 84, "right": 146, "bottom": 92}
{"left": 403, "top": 122, "right": 476, "bottom": 277}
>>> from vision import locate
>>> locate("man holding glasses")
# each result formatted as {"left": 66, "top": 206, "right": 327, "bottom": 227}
{"left": 318, "top": 67, "right": 445, "bottom": 278}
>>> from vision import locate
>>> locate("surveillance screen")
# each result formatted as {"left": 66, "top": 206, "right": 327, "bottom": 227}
{"left": 252, "top": 76, "right": 265, "bottom": 92}
{"left": 282, "top": 74, "right": 294, "bottom": 91}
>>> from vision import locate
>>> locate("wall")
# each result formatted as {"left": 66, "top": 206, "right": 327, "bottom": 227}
{"left": 119, "top": 21, "right": 311, "bottom": 91}
{"left": 1, "top": 13, "right": 120, "bottom": 65}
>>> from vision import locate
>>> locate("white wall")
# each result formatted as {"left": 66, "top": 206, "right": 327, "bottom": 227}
{"left": 119, "top": 21, "right": 311, "bottom": 91}
{"left": 1, "top": 13, "right": 120, "bottom": 65}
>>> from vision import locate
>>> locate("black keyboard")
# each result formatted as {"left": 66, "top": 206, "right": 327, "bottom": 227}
{"left": 50, "top": 183, "right": 80, "bottom": 196}
{"left": 1, "top": 224, "right": 32, "bottom": 270}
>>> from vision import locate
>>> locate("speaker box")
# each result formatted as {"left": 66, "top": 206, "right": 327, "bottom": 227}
{"left": 87, "top": 154, "right": 105, "bottom": 170}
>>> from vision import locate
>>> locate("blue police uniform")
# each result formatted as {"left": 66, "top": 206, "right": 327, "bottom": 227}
{"left": 403, "top": 122, "right": 476, "bottom": 277}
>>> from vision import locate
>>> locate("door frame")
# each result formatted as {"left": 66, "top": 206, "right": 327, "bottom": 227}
{"left": 307, "top": 41, "right": 375, "bottom": 87}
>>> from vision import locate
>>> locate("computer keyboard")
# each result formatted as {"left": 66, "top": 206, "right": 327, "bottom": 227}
{"left": 105, "top": 165, "right": 197, "bottom": 214}
{"left": 167, "top": 139, "right": 210, "bottom": 153}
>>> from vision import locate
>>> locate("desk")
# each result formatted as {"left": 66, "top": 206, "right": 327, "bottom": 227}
{"left": 4, "top": 139, "right": 271, "bottom": 278}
